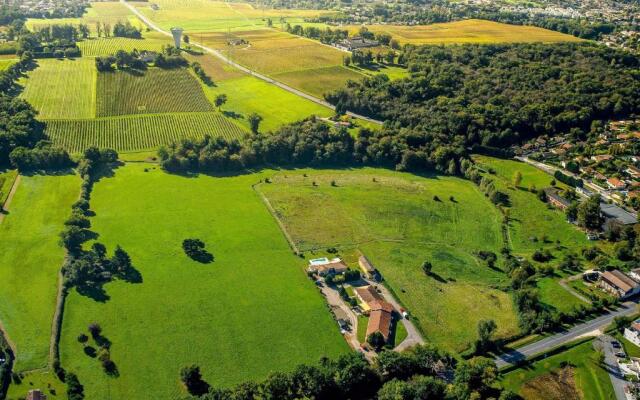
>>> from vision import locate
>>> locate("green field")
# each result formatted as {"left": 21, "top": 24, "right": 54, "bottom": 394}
{"left": 96, "top": 68, "right": 213, "bottom": 117}
{"left": 78, "top": 33, "right": 170, "bottom": 57}
{"left": 258, "top": 169, "right": 519, "bottom": 351}
{"left": 46, "top": 112, "right": 247, "bottom": 153}
{"left": 501, "top": 340, "right": 615, "bottom": 400}
{"left": 537, "top": 277, "right": 585, "bottom": 313}
{"left": 0, "top": 174, "right": 80, "bottom": 371}
{"left": 0, "top": 169, "right": 17, "bottom": 205}
{"left": 344, "top": 19, "right": 583, "bottom": 45}
{"left": 0, "top": 59, "right": 17, "bottom": 71}
{"left": 59, "top": 163, "right": 348, "bottom": 398}
{"left": 7, "top": 370, "right": 65, "bottom": 400}
{"left": 20, "top": 58, "right": 96, "bottom": 119}
{"left": 273, "top": 65, "right": 366, "bottom": 98}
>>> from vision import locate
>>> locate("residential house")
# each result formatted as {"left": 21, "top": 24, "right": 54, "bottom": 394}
{"left": 576, "top": 187, "right": 593, "bottom": 198}
{"left": 592, "top": 154, "right": 613, "bottom": 163}
{"left": 545, "top": 188, "right": 571, "bottom": 210}
{"left": 335, "top": 36, "right": 379, "bottom": 51}
{"left": 26, "top": 390, "right": 47, "bottom": 400}
{"left": 626, "top": 166, "right": 640, "bottom": 178}
{"left": 354, "top": 285, "right": 384, "bottom": 313}
{"left": 599, "top": 270, "right": 640, "bottom": 298}
{"left": 607, "top": 177, "right": 627, "bottom": 190}
{"left": 307, "top": 257, "right": 349, "bottom": 276}
{"left": 625, "top": 319, "right": 640, "bottom": 347}
{"left": 358, "top": 255, "right": 378, "bottom": 280}
{"left": 354, "top": 285, "right": 395, "bottom": 343}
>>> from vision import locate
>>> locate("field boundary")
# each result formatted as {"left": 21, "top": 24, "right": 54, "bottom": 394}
{"left": 0, "top": 174, "right": 21, "bottom": 222}
{"left": 252, "top": 182, "right": 300, "bottom": 255}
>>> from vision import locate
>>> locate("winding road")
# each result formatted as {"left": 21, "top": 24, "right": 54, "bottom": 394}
{"left": 495, "top": 300, "right": 639, "bottom": 369}
{"left": 120, "top": 0, "right": 384, "bottom": 125}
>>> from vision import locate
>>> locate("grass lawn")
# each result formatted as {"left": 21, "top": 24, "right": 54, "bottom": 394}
{"left": 473, "top": 156, "right": 589, "bottom": 257}
{"left": 59, "top": 163, "right": 348, "bottom": 399}
{"left": 20, "top": 58, "right": 96, "bottom": 119}
{"left": 357, "top": 315, "right": 368, "bottom": 344}
{"left": 501, "top": 340, "right": 616, "bottom": 400}
{"left": 344, "top": 19, "right": 583, "bottom": 45}
{"left": 6, "top": 370, "right": 65, "bottom": 400}
{"left": 0, "top": 173, "right": 80, "bottom": 371}
{"left": 536, "top": 277, "right": 585, "bottom": 313}
{"left": 259, "top": 169, "right": 519, "bottom": 352}
{"left": 201, "top": 74, "right": 332, "bottom": 132}
{"left": 96, "top": 68, "right": 213, "bottom": 117}
{"left": 0, "top": 169, "right": 17, "bottom": 205}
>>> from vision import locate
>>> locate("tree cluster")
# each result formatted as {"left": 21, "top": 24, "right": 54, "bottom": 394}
{"left": 178, "top": 344, "right": 513, "bottom": 400}
{"left": 286, "top": 24, "right": 348, "bottom": 44}
{"left": 326, "top": 43, "right": 640, "bottom": 168}
{"left": 553, "top": 170, "right": 583, "bottom": 188}
{"left": 9, "top": 140, "right": 72, "bottom": 171}
{"left": 112, "top": 21, "right": 141, "bottom": 39}
{"left": 155, "top": 45, "right": 188, "bottom": 69}
{"left": 191, "top": 62, "right": 213, "bottom": 86}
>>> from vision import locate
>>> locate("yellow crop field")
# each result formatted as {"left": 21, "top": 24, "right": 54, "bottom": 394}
{"left": 345, "top": 19, "right": 583, "bottom": 45}
{"left": 134, "top": 0, "right": 334, "bottom": 32}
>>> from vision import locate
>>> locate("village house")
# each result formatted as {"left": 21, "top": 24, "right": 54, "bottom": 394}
{"left": 544, "top": 188, "right": 571, "bottom": 210}
{"left": 599, "top": 270, "right": 640, "bottom": 299}
{"left": 592, "top": 154, "right": 613, "bottom": 163}
{"left": 625, "top": 319, "right": 640, "bottom": 347}
{"left": 307, "top": 257, "right": 349, "bottom": 276}
{"left": 354, "top": 285, "right": 395, "bottom": 343}
{"left": 607, "top": 177, "right": 627, "bottom": 190}
{"left": 626, "top": 166, "right": 640, "bottom": 178}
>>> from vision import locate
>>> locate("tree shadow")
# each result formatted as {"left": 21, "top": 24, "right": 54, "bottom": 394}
{"left": 428, "top": 272, "right": 447, "bottom": 283}
{"left": 188, "top": 250, "right": 214, "bottom": 264}
{"left": 117, "top": 264, "right": 143, "bottom": 284}
{"left": 76, "top": 284, "right": 110, "bottom": 302}
{"left": 83, "top": 346, "right": 97, "bottom": 358}
{"left": 223, "top": 110, "right": 243, "bottom": 119}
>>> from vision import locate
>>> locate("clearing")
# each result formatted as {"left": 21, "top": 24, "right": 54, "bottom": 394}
{"left": 0, "top": 173, "right": 80, "bottom": 371}
{"left": 59, "top": 163, "right": 348, "bottom": 398}
{"left": 258, "top": 168, "right": 519, "bottom": 352}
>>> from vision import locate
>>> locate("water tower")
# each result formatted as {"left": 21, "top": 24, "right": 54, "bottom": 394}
{"left": 170, "top": 27, "right": 184, "bottom": 49}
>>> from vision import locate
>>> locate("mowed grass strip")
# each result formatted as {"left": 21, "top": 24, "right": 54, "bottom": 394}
{"left": 259, "top": 170, "right": 519, "bottom": 351}
{"left": 45, "top": 112, "right": 246, "bottom": 153}
{"left": 59, "top": 164, "right": 348, "bottom": 399}
{"left": 20, "top": 58, "right": 96, "bottom": 119}
{"left": 96, "top": 68, "right": 213, "bottom": 117}
{"left": 0, "top": 174, "right": 80, "bottom": 371}
{"left": 344, "top": 19, "right": 583, "bottom": 45}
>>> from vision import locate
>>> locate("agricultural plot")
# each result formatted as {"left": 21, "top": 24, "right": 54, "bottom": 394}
{"left": 345, "top": 19, "right": 583, "bottom": 45}
{"left": 273, "top": 65, "right": 365, "bottom": 98}
{"left": 0, "top": 59, "right": 17, "bottom": 71}
{"left": 258, "top": 169, "right": 519, "bottom": 351}
{"left": 501, "top": 340, "right": 615, "bottom": 400}
{"left": 0, "top": 174, "right": 80, "bottom": 371}
{"left": 96, "top": 68, "right": 213, "bottom": 117}
{"left": 135, "top": 0, "right": 332, "bottom": 32}
{"left": 19, "top": 58, "right": 96, "bottom": 119}
{"left": 46, "top": 112, "right": 246, "bottom": 153}
{"left": 78, "top": 32, "right": 170, "bottom": 57}
{"left": 59, "top": 164, "right": 348, "bottom": 399}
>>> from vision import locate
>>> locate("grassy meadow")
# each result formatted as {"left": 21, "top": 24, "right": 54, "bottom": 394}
{"left": 59, "top": 163, "right": 348, "bottom": 398}
{"left": 501, "top": 340, "right": 615, "bottom": 400}
{"left": 345, "top": 19, "right": 583, "bottom": 45}
{"left": 0, "top": 169, "right": 17, "bottom": 205}
{"left": 0, "top": 174, "right": 80, "bottom": 371}
{"left": 46, "top": 112, "right": 247, "bottom": 153}
{"left": 258, "top": 169, "right": 519, "bottom": 351}
{"left": 20, "top": 58, "right": 96, "bottom": 119}
{"left": 96, "top": 68, "right": 213, "bottom": 117}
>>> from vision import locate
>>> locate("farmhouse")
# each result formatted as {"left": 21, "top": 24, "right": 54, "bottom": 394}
{"left": 598, "top": 270, "right": 640, "bottom": 298}
{"left": 354, "top": 285, "right": 384, "bottom": 312}
{"left": 354, "top": 285, "right": 395, "bottom": 343}
{"left": 544, "top": 188, "right": 571, "bottom": 210}
{"left": 307, "top": 257, "right": 349, "bottom": 276}
{"left": 358, "top": 255, "right": 378, "bottom": 280}
{"left": 335, "top": 36, "right": 379, "bottom": 51}
{"left": 625, "top": 320, "right": 640, "bottom": 347}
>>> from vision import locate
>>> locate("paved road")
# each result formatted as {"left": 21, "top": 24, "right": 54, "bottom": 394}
{"left": 495, "top": 300, "right": 639, "bottom": 369}
{"left": 363, "top": 279, "right": 425, "bottom": 351}
{"left": 121, "top": 0, "right": 384, "bottom": 126}
{"left": 595, "top": 334, "right": 629, "bottom": 400}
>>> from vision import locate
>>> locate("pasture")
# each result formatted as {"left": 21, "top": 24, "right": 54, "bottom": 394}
{"left": 134, "top": 0, "right": 333, "bottom": 32}
{"left": 345, "top": 19, "right": 583, "bottom": 45}
{"left": 78, "top": 32, "right": 170, "bottom": 57}
{"left": 45, "top": 112, "right": 247, "bottom": 153}
{"left": 0, "top": 169, "right": 17, "bottom": 205}
{"left": 273, "top": 65, "right": 365, "bottom": 98}
{"left": 96, "top": 68, "right": 213, "bottom": 117}
{"left": 501, "top": 340, "right": 615, "bottom": 400}
{"left": 258, "top": 169, "right": 520, "bottom": 351}
{"left": 19, "top": 58, "right": 96, "bottom": 119}
{"left": 0, "top": 174, "right": 80, "bottom": 371}
{"left": 59, "top": 164, "right": 348, "bottom": 398}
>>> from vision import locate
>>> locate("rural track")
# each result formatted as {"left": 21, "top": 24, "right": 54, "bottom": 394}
{"left": 120, "top": 0, "right": 384, "bottom": 126}
{"left": 494, "top": 299, "right": 640, "bottom": 369}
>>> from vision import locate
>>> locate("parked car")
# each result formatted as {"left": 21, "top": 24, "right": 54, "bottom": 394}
{"left": 615, "top": 351, "right": 626, "bottom": 358}
{"left": 612, "top": 340, "right": 622, "bottom": 348}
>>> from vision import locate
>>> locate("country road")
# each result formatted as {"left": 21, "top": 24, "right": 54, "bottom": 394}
{"left": 495, "top": 300, "right": 639, "bottom": 369}
{"left": 120, "top": 0, "right": 384, "bottom": 126}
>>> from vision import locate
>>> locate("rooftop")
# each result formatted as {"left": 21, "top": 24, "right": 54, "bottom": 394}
{"left": 600, "top": 203, "right": 637, "bottom": 225}
{"left": 602, "top": 270, "right": 639, "bottom": 293}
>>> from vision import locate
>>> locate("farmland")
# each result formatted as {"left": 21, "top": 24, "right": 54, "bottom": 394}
{"left": 96, "top": 68, "right": 213, "bottom": 117}
{"left": 45, "top": 112, "right": 246, "bottom": 153}
{"left": 78, "top": 33, "right": 170, "bottom": 57}
{"left": 19, "top": 58, "right": 96, "bottom": 119}
{"left": 0, "top": 174, "right": 80, "bottom": 371}
{"left": 501, "top": 340, "right": 615, "bottom": 400}
{"left": 258, "top": 169, "right": 519, "bottom": 351}
{"left": 344, "top": 19, "right": 584, "bottom": 45}
{"left": 134, "top": 0, "right": 333, "bottom": 32}
{"left": 58, "top": 163, "right": 348, "bottom": 398}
